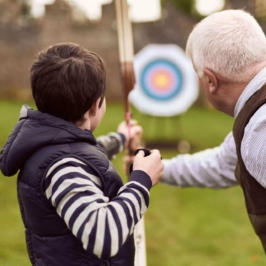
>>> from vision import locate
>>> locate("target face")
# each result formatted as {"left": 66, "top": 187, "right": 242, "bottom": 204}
{"left": 129, "top": 44, "right": 198, "bottom": 117}
{"left": 141, "top": 59, "right": 183, "bottom": 101}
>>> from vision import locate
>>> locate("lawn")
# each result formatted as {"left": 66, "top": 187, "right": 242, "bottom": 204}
{"left": 0, "top": 101, "right": 264, "bottom": 265}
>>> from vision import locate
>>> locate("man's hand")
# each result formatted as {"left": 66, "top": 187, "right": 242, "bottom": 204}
{"left": 133, "top": 150, "right": 164, "bottom": 186}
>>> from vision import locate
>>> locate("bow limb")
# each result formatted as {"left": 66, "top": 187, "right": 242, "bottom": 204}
{"left": 115, "top": 0, "right": 144, "bottom": 174}
{"left": 115, "top": 0, "right": 135, "bottom": 131}
{"left": 115, "top": 0, "right": 143, "bottom": 173}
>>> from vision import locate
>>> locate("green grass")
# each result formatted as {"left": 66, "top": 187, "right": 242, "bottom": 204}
{"left": 0, "top": 101, "right": 265, "bottom": 265}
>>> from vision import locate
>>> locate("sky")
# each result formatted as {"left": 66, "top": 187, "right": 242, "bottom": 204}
{"left": 29, "top": 0, "right": 225, "bottom": 22}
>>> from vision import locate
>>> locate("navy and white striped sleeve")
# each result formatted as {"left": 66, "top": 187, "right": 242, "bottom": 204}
{"left": 43, "top": 157, "right": 151, "bottom": 259}
{"left": 97, "top": 132, "right": 126, "bottom": 160}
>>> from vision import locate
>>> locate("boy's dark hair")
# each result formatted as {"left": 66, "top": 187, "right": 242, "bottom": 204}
{"left": 31, "top": 43, "right": 106, "bottom": 122}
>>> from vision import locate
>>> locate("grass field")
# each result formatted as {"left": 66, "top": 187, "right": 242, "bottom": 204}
{"left": 0, "top": 101, "right": 265, "bottom": 265}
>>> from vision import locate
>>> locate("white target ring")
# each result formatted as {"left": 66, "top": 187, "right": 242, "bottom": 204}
{"left": 129, "top": 44, "right": 198, "bottom": 117}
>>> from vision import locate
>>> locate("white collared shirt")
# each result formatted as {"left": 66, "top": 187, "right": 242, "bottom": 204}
{"left": 162, "top": 67, "right": 266, "bottom": 188}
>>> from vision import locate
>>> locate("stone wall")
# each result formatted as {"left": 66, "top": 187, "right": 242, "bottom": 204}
{"left": 0, "top": 0, "right": 198, "bottom": 101}
{"left": 0, "top": 0, "right": 264, "bottom": 101}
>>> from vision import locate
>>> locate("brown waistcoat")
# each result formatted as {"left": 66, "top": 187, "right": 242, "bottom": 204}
{"left": 233, "top": 84, "right": 266, "bottom": 252}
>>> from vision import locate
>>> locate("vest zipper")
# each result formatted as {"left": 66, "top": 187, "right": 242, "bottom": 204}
{"left": 102, "top": 260, "right": 110, "bottom": 266}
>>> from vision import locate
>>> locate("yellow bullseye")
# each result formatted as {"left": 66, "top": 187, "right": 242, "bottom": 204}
{"left": 154, "top": 74, "right": 170, "bottom": 89}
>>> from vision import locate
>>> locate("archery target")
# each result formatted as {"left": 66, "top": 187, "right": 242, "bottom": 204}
{"left": 141, "top": 59, "right": 183, "bottom": 101}
{"left": 129, "top": 44, "right": 198, "bottom": 117}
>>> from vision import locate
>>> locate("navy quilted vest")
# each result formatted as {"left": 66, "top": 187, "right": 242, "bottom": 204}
{"left": 233, "top": 84, "right": 266, "bottom": 253}
{"left": 0, "top": 105, "right": 135, "bottom": 266}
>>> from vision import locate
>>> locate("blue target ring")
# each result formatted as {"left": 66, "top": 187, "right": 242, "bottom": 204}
{"left": 140, "top": 59, "right": 183, "bottom": 101}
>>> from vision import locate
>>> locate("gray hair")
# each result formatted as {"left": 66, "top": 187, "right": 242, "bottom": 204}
{"left": 186, "top": 10, "right": 266, "bottom": 82}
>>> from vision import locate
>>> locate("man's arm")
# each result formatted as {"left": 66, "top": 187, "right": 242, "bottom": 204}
{"left": 162, "top": 132, "right": 238, "bottom": 188}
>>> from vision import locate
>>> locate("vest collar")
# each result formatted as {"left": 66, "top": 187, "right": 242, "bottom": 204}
{"left": 234, "top": 66, "right": 266, "bottom": 118}
{"left": 1, "top": 105, "right": 97, "bottom": 176}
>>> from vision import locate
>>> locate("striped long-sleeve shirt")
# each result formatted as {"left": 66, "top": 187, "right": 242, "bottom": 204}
{"left": 43, "top": 157, "right": 152, "bottom": 259}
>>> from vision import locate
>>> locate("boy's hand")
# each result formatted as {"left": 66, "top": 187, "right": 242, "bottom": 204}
{"left": 133, "top": 149, "right": 164, "bottom": 186}
{"left": 117, "top": 120, "right": 143, "bottom": 150}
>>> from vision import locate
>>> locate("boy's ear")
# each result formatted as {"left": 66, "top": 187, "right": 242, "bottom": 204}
{"left": 203, "top": 68, "right": 218, "bottom": 93}
{"left": 89, "top": 97, "right": 102, "bottom": 117}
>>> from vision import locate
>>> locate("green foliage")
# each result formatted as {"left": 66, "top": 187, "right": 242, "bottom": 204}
{"left": 0, "top": 101, "right": 265, "bottom": 265}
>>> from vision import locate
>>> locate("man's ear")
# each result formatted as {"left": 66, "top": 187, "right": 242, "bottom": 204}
{"left": 203, "top": 68, "right": 218, "bottom": 93}
{"left": 89, "top": 97, "right": 102, "bottom": 117}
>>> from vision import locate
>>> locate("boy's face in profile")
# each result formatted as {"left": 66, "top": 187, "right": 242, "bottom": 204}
{"left": 90, "top": 97, "right": 106, "bottom": 132}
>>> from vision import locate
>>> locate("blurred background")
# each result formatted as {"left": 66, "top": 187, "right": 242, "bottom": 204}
{"left": 1, "top": 0, "right": 266, "bottom": 265}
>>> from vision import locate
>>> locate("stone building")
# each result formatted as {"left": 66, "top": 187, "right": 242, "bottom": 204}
{"left": 0, "top": 0, "right": 265, "bottom": 101}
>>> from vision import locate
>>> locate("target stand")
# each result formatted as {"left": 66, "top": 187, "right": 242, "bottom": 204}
{"left": 129, "top": 44, "right": 198, "bottom": 151}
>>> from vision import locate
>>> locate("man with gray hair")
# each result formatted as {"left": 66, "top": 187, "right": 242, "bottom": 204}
{"left": 162, "top": 9, "right": 266, "bottom": 251}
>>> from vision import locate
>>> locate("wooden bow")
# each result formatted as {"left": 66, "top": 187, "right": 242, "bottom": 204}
{"left": 115, "top": 0, "right": 135, "bottom": 132}
{"left": 115, "top": 1, "right": 146, "bottom": 265}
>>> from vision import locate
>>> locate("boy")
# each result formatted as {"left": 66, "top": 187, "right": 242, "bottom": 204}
{"left": 0, "top": 43, "right": 164, "bottom": 266}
